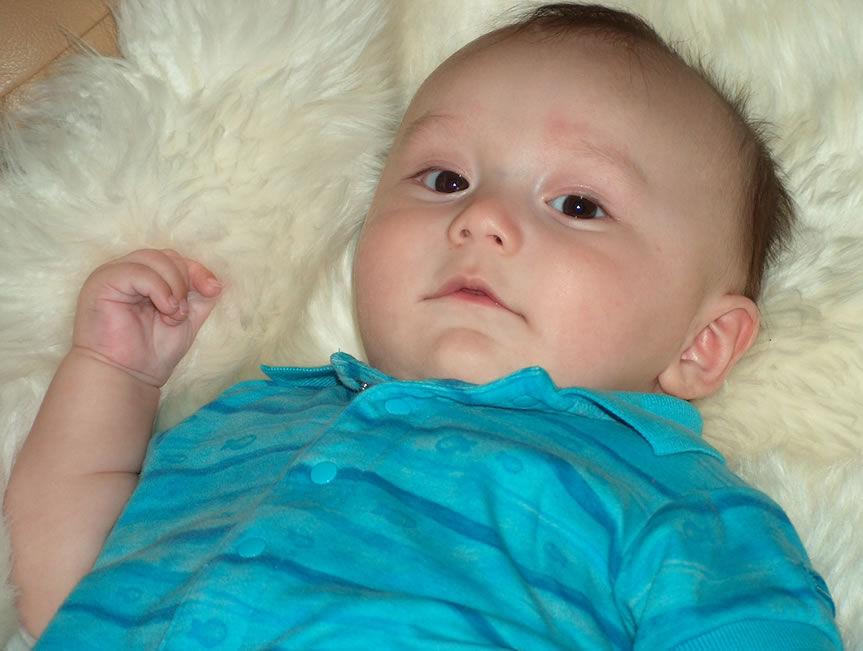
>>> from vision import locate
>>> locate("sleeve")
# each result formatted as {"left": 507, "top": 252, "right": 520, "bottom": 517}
{"left": 613, "top": 488, "right": 843, "bottom": 650}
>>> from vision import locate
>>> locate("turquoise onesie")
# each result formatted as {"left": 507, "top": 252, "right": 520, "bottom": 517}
{"left": 37, "top": 353, "right": 841, "bottom": 649}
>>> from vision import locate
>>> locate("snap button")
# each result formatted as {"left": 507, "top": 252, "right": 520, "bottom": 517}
{"left": 237, "top": 537, "right": 266, "bottom": 559}
{"left": 384, "top": 398, "right": 411, "bottom": 415}
{"left": 310, "top": 461, "right": 339, "bottom": 485}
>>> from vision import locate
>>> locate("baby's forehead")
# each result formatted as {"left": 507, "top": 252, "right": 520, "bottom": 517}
{"left": 427, "top": 30, "right": 712, "bottom": 110}
{"left": 409, "top": 30, "right": 740, "bottom": 160}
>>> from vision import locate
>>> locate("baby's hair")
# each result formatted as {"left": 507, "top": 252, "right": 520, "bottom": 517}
{"left": 497, "top": 3, "right": 793, "bottom": 300}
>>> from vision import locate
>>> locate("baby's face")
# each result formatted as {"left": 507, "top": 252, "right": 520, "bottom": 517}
{"left": 354, "top": 33, "right": 746, "bottom": 391}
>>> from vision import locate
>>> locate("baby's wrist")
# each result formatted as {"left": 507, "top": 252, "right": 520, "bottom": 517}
{"left": 67, "top": 345, "right": 167, "bottom": 392}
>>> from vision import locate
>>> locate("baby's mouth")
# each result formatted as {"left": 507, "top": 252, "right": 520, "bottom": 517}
{"left": 426, "top": 277, "right": 518, "bottom": 315}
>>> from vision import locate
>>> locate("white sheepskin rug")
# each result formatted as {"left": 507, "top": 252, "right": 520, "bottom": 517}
{"left": 1, "top": 0, "right": 861, "bottom": 647}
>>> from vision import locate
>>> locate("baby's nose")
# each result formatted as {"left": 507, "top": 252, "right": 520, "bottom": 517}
{"left": 447, "top": 196, "right": 522, "bottom": 253}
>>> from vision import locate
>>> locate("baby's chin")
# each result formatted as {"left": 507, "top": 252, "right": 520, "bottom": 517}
{"left": 372, "top": 349, "right": 670, "bottom": 393}
{"left": 371, "top": 351, "right": 524, "bottom": 387}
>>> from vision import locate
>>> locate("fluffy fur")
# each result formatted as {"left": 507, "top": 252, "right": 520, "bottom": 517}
{"left": 0, "top": 0, "right": 860, "bottom": 646}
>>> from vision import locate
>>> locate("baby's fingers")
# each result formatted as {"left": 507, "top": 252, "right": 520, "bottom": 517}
{"left": 83, "top": 249, "right": 222, "bottom": 328}
{"left": 149, "top": 251, "right": 223, "bottom": 329}
{"left": 184, "top": 258, "right": 224, "bottom": 299}
{"left": 172, "top": 257, "right": 223, "bottom": 333}
{"left": 115, "top": 249, "right": 192, "bottom": 322}
{"left": 122, "top": 265, "right": 187, "bottom": 325}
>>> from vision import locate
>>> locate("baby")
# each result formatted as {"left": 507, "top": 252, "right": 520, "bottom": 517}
{"left": 4, "top": 3, "right": 842, "bottom": 649}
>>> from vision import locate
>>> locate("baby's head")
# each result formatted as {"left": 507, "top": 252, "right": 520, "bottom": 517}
{"left": 354, "top": 3, "right": 792, "bottom": 398}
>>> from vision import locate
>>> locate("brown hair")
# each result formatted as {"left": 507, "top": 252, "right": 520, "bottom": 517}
{"left": 501, "top": 3, "right": 793, "bottom": 300}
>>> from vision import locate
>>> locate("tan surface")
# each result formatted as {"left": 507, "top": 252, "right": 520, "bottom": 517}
{"left": 0, "top": 0, "right": 119, "bottom": 112}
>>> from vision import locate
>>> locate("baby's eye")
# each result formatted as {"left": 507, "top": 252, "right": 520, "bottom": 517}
{"left": 548, "top": 194, "right": 606, "bottom": 220}
{"left": 421, "top": 169, "right": 470, "bottom": 193}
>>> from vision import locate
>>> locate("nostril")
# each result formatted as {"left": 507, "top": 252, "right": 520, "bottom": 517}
{"left": 492, "top": 235, "right": 503, "bottom": 245}
{"left": 460, "top": 228, "right": 472, "bottom": 238}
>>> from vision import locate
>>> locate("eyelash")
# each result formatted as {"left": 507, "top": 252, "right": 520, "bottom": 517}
{"left": 415, "top": 168, "right": 609, "bottom": 221}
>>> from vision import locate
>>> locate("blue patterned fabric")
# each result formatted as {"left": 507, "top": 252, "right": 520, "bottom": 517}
{"left": 38, "top": 353, "right": 841, "bottom": 649}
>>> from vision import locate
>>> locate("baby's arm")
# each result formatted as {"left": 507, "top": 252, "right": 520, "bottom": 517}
{"left": 616, "top": 488, "right": 841, "bottom": 649}
{"left": 3, "top": 249, "right": 222, "bottom": 638}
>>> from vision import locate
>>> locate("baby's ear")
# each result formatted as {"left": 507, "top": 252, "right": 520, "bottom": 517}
{"left": 658, "top": 295, "right": 760, "bottom": 400}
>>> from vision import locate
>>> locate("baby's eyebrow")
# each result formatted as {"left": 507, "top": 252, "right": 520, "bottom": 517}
{"left": 398, "top": 112, "right": 461, "bottom": 146}
{"left": 560, "top": 136, "right": 648, "bottom": 188}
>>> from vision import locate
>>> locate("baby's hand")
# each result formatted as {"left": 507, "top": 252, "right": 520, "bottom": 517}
{"left": 72, "top": 249, "right": 223, "bottom": 387}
